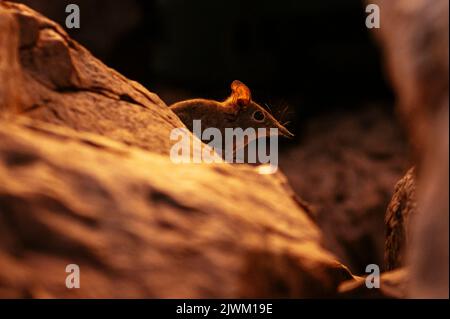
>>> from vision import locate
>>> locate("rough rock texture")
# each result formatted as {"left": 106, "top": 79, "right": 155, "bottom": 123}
{"left": 9, "top": 0, "right": 413, "bottom": 284}
{"left": 384, "top": 167, "right": 416, "bottom": 271}
{"left": 0, "top": 1, "right": 183, "bottom": 155}
{"left": 374, "top": 0, "right": 449, "bottom": 298}
{"left": 0, "top": 2, "right": 354, "bottom": 298}
{"left": 0, "top": 6, "right": 22, "bottom": 114}
{"left": 0, "top": 117, "right": 353, "bottom": 298}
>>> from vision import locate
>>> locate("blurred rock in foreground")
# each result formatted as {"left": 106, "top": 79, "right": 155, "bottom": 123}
{"left": 0, "top": 117, "right": 354, "bottom": 298}
{"left": 0, "top": 2, "right": 354, "bottom": 298}
{"left": 374, "top": 0, "right": 449, "bottom": 298}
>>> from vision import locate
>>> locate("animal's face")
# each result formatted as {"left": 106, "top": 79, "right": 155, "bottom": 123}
{"left": 224, "top": 80, "right": 294, "bottom": 138}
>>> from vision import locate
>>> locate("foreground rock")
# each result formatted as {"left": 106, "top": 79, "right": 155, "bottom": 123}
{"left": 374, "top": 0, "right": 449, "bottom": 297}
{"left": 0, "top": 2, "right": 355, "bottom": 297}
{"left": 0, "top": 118, "right": 353, "bottom": 298}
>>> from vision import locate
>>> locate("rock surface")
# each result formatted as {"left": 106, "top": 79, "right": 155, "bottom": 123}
{"left": 0, "top": 5, "right": 22, "bottom": 114}
{"left": 373, "top": 0, "right": 449, "bottom": 157}
{"left": 1, "top": 1, "right": 183, "bottom": 155}
{"left": 0, "top": 2, "right": 354, "bottom": 298}
{"left": 374, "top": 0, "right": 449, "bottom": 298}
{"left": 0, "top": 117, "right": 353, "bottom": 298}
{"left": 339, "top": 268, "right": 408, "bottom": 299}
{"left": 384, "top": 167, "right": 416, "bottom": 271}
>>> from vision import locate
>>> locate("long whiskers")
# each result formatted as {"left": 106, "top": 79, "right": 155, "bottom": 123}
{"left": 280, "top": 105, "right": 289, "bottom": 122}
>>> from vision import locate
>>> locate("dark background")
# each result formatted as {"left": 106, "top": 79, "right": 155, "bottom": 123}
{"left": 18, "top": 0, "right": 393, "bottom": 119}
{"left": 16, "top": 0, "right": 409, "bottom": 274}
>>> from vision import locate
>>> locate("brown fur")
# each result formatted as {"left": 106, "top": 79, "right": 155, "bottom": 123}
{"left": 170, "top": 80, "right": 293, "bottom": 142}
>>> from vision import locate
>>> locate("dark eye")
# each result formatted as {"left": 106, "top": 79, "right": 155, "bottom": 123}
{"left": 252, "top": 110, "right": 265, "bottom": 122}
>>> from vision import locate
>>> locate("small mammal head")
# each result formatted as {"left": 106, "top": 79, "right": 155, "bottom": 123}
{"left": 170, "top": 80, "right": 294, "bottom": 139}
{"left": 169, "top": 81, "right": 292, "bottom": 165}
{"left": 223, "top": 80, "right": 294, "bottom": 138}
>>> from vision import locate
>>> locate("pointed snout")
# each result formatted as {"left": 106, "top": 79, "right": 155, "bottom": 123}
{"left": 266, "top": 124, "right": 294, "bottom": 138}
{"left": 277, "top": 125, "right": 294, "bottom": 138}
{"left": 264, "top": 112, "right": 294, "bottom": 138}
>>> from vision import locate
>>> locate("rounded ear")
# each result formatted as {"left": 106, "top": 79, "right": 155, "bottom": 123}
{"left": 231, "top": 80, "right": 251, "bottom": 106}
